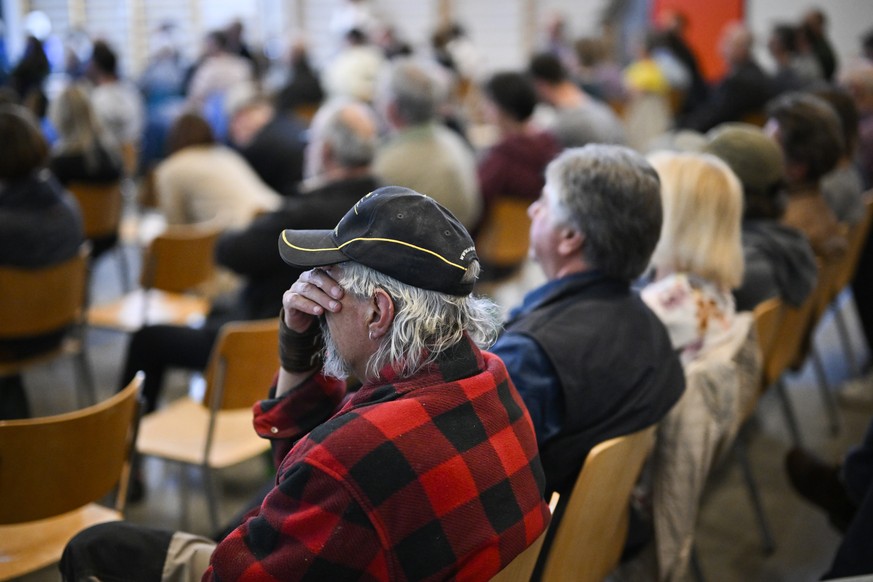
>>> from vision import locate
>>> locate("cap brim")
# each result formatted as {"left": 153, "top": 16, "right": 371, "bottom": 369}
{"left": 278, "top": 229, "right": 349, "bottom": 268}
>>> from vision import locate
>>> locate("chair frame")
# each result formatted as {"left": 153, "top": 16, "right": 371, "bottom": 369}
{"left": 136, "top": 318, "right": 279, "bottom": 532}
{"left": 0, "top": 243, "right": 95, "bottom": 406}
{"left": 0, "top": 373, "right": 143, "bottom": 580}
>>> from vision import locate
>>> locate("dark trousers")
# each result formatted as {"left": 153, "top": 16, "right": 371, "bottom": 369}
{"left": 60, "top": 522, "right": 175, "bottom": 582}
{"left": 824, "top": 417, "right": 873, "bottom": 579}
{"left": 119, "top": 325, "right": 219, "bottom": 413}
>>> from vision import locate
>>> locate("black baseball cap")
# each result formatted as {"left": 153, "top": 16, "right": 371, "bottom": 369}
{"left": 278, "top": 186, "right": 479, "bottom": 296}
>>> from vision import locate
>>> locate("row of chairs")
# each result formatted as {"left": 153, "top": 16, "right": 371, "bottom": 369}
{"left": 0, "top": 317, "right": 279, "bottom": 580}
{"left": 4, "top": 188, "right": 869, "bottom": 580}
{"left": 723, "top": 193, "right": 873, "bottom": 560}
{"left": 2, "top": 313, "right": 653, "bottom": 582}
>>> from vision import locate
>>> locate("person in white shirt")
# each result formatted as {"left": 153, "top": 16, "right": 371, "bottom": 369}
{"left": 87, "top": 40, "right": 145, "bottom": 149}
{"left": 155, "top": 111, "right": 281, "bottom": 229}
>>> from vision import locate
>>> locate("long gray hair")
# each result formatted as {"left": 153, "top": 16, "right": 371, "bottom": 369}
{"left": 336, "top": 261, "right": 502, "bottom": 379}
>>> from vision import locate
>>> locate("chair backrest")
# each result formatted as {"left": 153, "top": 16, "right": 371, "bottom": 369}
{"left": 790, "top": 258, "right": 842, "bottom": 372}
{"left": 0, "top": 373, "right": 142, "bottom": 523}
{"left": 140, "top": 220, "right": 222, "bottom": 293}
{"left": 753, "top": 297, "right": 783, "bottom": 388}
{"left": 540, "top": 425, "right": 657, "bottom": 582}
{"left": 833, "top": 194, "right": 873, "bottom": 292}
{"left": 67, "top": 181, "right": 124, "bottom": 240}
{"left": 203, "top": 318, "right": 281, "bottom": 411}
{"left": 0, "top": 244, "right": 89, "bottom": 338}
{"left": 475, "top": 199, "right": 532, "bottom": 270}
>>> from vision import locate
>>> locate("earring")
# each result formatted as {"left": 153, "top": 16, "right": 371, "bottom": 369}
{"left": 368, "top": 331, "right": 375, "bottom": 341}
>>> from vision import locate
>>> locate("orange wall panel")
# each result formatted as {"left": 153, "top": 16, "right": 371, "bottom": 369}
{"left": 652, "top": 0, "right": 744, "bottom": 82}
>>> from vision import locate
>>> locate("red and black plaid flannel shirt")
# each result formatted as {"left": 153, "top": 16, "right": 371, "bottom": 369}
{"left": 204, "top": 337, "right": 549, "bottom": 581}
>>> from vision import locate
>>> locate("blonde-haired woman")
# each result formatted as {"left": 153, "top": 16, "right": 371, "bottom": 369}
{"left": 49, "top": 82, "right": 123, "bottom": 186}
{"left": 642, "top": 151, "right": 745, "bottom": 366}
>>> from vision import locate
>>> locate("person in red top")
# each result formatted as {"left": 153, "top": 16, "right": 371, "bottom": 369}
{"left": 476, "top": 71, "right": 561, "bottom": 220}
{"left": 61, "top": 186, "right": 550, "bottom": 581}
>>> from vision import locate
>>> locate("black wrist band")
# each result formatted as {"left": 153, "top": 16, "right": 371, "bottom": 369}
{"left": 278, "top": 310, "right": 324, "bottom": 372}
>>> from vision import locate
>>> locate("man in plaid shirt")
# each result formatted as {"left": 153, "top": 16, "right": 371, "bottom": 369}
{"left": 62, "top": 187, "right": 550, "bottom": 581}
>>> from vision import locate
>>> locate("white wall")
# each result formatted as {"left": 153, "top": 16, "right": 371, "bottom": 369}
{"left": 2, "top": 0, "right": 870, "bottom": 80}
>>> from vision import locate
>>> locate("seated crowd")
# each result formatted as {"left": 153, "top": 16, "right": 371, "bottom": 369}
{"left": 3, "top": 7, "right": 873, "bottom": 581}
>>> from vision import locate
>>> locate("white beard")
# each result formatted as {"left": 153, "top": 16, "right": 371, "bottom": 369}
{"left": 320, "top": 320, "right": 352, "bottom": 380}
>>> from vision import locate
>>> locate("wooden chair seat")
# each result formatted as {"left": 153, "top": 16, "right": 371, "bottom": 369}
{"left": 88, "top": 289, "right": 210, "bottom": 332}
{"left": 0, "top": 374, "right": 143, "bottom": 580}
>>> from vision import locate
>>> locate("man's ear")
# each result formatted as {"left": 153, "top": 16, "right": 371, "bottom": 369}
{"left": 558, "top": 225, "right": 584, "bottom": 256}
{"left": 368, "top": 288, "right": 395, "bottom": 340}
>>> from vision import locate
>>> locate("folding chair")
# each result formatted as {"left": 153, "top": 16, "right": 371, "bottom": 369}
{"left": 0, "top": 373, "right": 143, "bottom": 580}
{"left": 136, "top": 318, "right": 279, "bottom": 532}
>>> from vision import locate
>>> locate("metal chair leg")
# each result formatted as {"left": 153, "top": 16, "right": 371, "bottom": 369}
{"left": 811, "top": 346, "right": 841, "bottom": 436}
{"left": 203, "top": 466, "right": 222, "bottom": 535}
{"left": 734, "top": 433, "right": 776, "bottom": 555}
{"left": 180, "top": 462, "right": 191, "bottom": 531}
{"left": 775, "top": 378, "right": 804, "bottom": 449}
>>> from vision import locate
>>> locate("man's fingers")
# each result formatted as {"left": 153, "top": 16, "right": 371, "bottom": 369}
{"left": 305, "top": 268, "right": 344, "bottom": 299}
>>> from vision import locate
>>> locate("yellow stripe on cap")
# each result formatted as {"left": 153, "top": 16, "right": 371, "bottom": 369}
{"left": 281, "top": 231, "right": 468, "bottom": 272}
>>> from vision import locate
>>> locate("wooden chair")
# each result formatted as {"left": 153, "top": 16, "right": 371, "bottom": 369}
{"left": 67, "top": 180, "right": 131, "bottom": 292}
{"left": 0, "top": 373, "right": 143, "bottom": 581}
{"left": 802, "top": 258, "right": 847, "bottom": 436}
{"left": 136, "top": 318, "right": 279, "bottom": 532}
{"left": 826, "top": 194, "right": 873, "bottom": 376}
{"left": 539, "top": 425, "right": 656, "bottom": 582}
{"left": 475, "top": 199, "right": 532, "bottom": 282}
{"left": 87, "top": 220, "right": 222, "bottom": 332}
{"left": 0, "top": 243, "right": 95, "bottom": 406}
{"left": 490, "top": 492, "right": 559, "bottom": 582}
